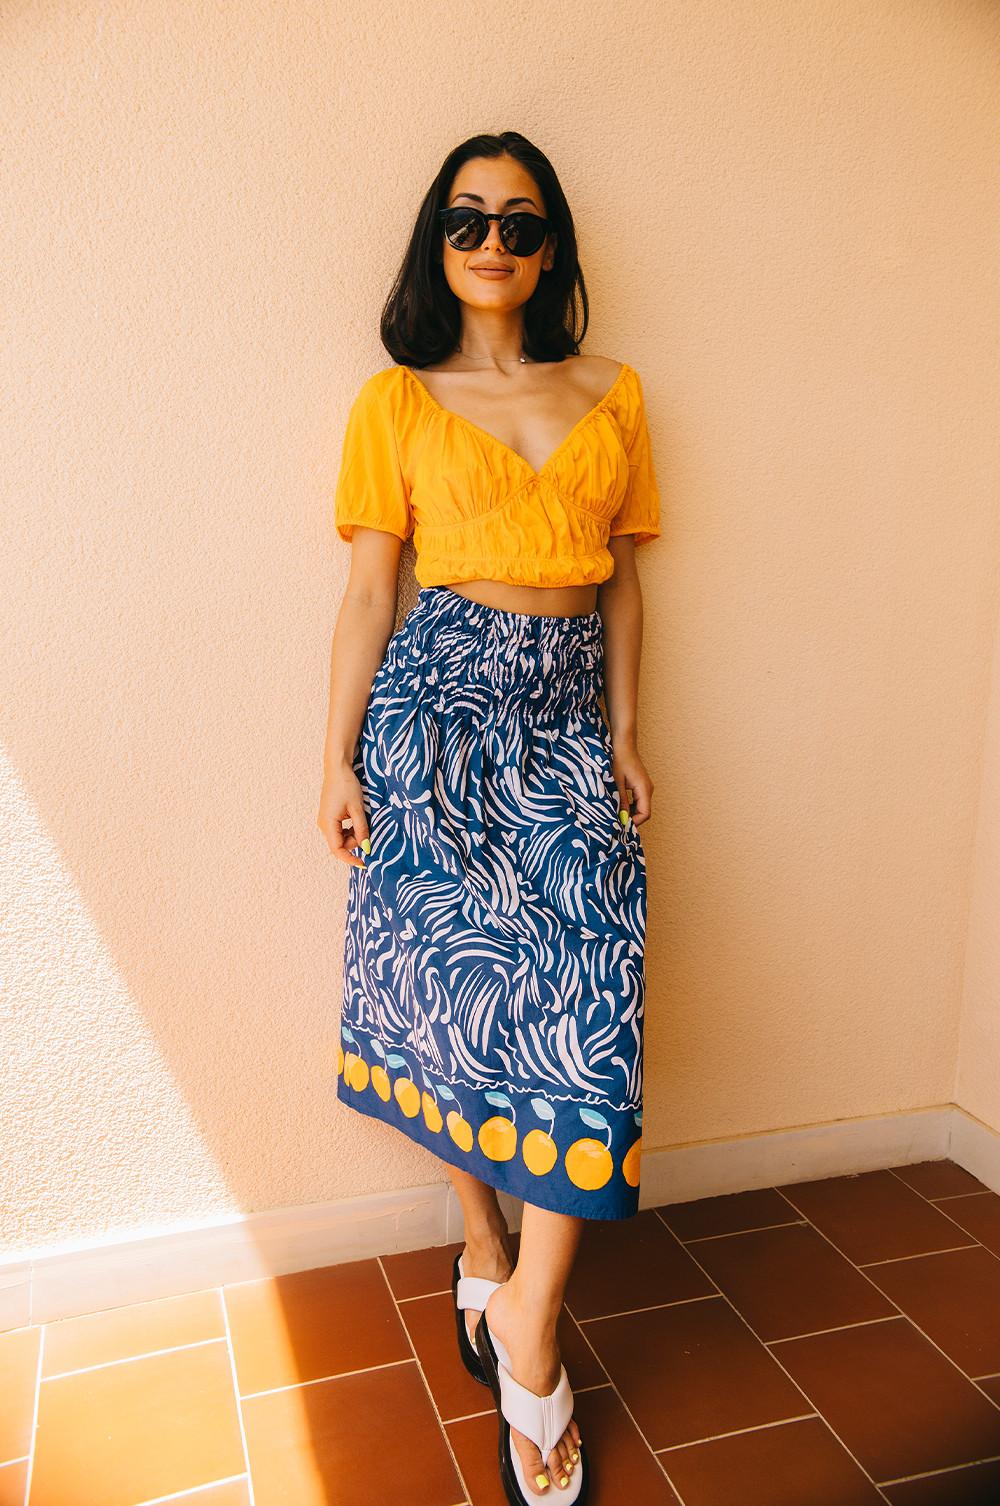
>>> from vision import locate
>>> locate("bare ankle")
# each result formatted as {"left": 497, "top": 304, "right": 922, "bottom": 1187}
{"left": 464, "top": 1227, "right": 514, "bottom": 1269}
{"left": 502, "top": 1275, "right": 561, "bottom": 1335}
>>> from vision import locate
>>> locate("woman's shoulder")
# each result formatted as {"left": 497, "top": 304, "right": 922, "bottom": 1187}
{"left": 578, "top": 352, "right": 629, "bottom": 380}
{"left": 340, "top": 366, "right": 413, "bottom": 435}
{"left": 571, "top": 353, "right": 642, "bottom": 406}
{"left": 572, "top": 354, "right": 647, "bottom": 437}
{"left": 353, "top": 364, "right": 408, "bottom": 403}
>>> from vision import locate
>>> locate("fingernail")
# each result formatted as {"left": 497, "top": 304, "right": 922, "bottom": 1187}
{"left": 361, "top": 838, "right": 371, "bottom": 853}
{"left": 534, "top": 1474, "right": 550, "bottom": 1489}
{"left": 618, "top": 809, "right": 629, "bottom": 824}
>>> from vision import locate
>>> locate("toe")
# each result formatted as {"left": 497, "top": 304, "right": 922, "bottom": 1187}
{"left": 547, "top": 1443, "right": 571, "bottom": 1489}
{"left": 547, "top": 1425, "right": 579, "bottom": 1487}
{"left": 513, "top": 1428, "right": 552, "bottom": 1496}
{"left": 465, "top": 1308, "right": 480, "bottom": 1346}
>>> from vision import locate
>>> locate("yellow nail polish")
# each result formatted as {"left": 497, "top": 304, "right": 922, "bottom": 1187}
{"left": 571, "top": 1450, "right": 579, "bottom": 1461}
{"left": 559, "top": 1475, "right": 569, "bottom": 1488}
{"left": 535, "top": 1473, "right": 549, "bottom": 1488}
{"left": 618, "top": 809, "right": 629, "bottom": 824}
{"left": 361, "top": 838, "right": 371, "bottom": 853}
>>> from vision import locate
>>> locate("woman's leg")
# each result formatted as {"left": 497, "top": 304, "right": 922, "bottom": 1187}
{"left": 447, "top": 1165, "right": 517, "bottom": 1344}
{"left": 483, "top": 1202, "right": 585, "bottom": 1495}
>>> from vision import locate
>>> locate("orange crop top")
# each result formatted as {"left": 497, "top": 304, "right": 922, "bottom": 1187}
{"left": 333, "top": 360, "right": 661, "bottom": 589}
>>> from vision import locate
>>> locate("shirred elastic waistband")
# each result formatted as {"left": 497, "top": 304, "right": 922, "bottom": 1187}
{"left": 386, "top": 586, "right": 604, "bottom": 704}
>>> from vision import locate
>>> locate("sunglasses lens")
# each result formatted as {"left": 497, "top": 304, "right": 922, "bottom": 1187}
{"left": 441, "top": 208, "right": 549, "bottom": 256}
{"left": 442, "top": 208, "right": 486, "bottom": 249}
{"left": 501, "top": 214, "right": 547, "bottom": 256}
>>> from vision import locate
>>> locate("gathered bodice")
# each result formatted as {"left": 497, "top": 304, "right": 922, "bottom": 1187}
{"left": 334, "top": 359, "right": 661, "bottom": 588}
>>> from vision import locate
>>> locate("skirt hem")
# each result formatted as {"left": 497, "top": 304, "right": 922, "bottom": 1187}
{"left": 337, "top": 1075, "right": 641, "bottom": 1222}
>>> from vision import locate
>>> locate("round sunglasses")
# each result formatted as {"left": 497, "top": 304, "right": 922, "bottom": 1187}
{"left": 437, "top": 206, "right": 552, "bottom": 258}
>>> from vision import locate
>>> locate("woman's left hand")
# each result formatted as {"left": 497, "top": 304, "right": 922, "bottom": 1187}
{"left": 612, "top": 741, "right": 654, "bottom": 827}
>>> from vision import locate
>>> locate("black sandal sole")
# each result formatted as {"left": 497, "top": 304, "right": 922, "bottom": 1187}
{"left": 451, "top": 1250, "right": 490, "bottom": 1386}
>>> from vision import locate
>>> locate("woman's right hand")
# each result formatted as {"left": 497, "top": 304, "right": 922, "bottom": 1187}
{"left": 318, "top": 761, "right": 370, "bottom": 869}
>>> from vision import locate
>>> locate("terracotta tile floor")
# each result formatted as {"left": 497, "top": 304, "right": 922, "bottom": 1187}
{"left": 3, "top": 1160, "right": 1000, "bottom": 1505}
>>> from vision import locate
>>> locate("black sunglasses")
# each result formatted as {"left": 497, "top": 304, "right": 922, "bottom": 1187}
{"left": 437, "top": 206, "right": 552, "bottom": 258}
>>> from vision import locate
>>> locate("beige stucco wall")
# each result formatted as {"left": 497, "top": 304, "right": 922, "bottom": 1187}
{"left": 956, "top": 585, "right": 1000, "bottom": 1133}
{"left": 2, "top": 1, "right": 998, "bottom": 1255}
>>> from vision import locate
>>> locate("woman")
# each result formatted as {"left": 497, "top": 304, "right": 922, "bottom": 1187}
{"left": 319, "top": 130, "right": 660, "bottom": 1505}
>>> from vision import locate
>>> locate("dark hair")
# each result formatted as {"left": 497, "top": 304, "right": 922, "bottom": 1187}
{"left": 380, "top": 131, "right": 589, "bottom": 368}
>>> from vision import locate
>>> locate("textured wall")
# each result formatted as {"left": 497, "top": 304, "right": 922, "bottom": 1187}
{"left": 956, "top": 587, "right": 1000, "bottom": 1132}
{"left": 2, "top": 0, "right": 999, "bottom": 1254}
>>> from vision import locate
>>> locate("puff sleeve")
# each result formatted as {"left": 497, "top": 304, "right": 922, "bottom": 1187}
{"left": 334, "top": 374, "right": 414, "bottom": 543}
{"left": 609, "top": 368, "right": 661, "bottom": 546}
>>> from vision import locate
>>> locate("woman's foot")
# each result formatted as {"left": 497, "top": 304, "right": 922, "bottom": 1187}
{"left": 461, "top": 1234, "right": 516, "bottom": 1348}
{"left": 481, "top": 1279, "right": 582, "bottom": 1495}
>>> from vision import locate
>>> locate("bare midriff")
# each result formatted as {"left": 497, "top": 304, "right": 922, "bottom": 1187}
{"left": 441, "top": 579, "right": 599, "bottom": 619}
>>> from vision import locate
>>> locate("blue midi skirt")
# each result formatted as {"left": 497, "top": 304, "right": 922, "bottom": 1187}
{"left": 337, "top": 584, "right": 647, "bottom": 1219}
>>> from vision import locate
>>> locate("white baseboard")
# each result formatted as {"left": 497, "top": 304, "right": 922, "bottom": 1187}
{"left": 2, "top": 1102, "right": 997, "bottom": 1335}
{"left": 633, "top": 1103, "right": 955, "bottom": 1207}
{"left": 947, "top": 1103, "right": 1000, "bottom": 1191}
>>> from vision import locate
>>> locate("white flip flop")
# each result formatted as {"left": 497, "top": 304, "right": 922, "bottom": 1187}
{"left": 452, "top": 1249, "right": 502, "bottom": 1386}
{"left": 475, "top": 1294, "right": 588, "bottom": 1506}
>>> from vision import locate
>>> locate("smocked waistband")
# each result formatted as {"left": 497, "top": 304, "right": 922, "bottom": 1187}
{"left": 387, "top": 586, "right": 604, "bottom": 702}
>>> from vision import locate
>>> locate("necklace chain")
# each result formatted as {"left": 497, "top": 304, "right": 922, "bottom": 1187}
{"left": 455, "top": 347, "right": 528, "bottom": 364}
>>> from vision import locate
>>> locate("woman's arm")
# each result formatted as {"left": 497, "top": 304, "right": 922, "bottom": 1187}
{"left": 318, "top": 528, "right": 403, "bottom": 867}
{"left": 596, "top": 536, "right": 654, "bottom": 827}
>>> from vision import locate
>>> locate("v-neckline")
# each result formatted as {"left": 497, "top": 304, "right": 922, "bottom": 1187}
{"left": 401, "top": 360, "right": 631, "bottom": 479}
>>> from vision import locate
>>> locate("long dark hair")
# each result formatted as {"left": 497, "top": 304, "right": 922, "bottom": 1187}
{"left": 380, "top": 131, "right": 589, "bottom": 368}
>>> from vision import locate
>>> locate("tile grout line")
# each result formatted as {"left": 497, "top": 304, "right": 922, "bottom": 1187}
{"left": 560, "top": 1297, "right": 686, "bottom": 1506}
{"left": 783, "top": 1208, "right": 1000, "bottom": 1419}
{"left": 930, "top": 1190, "right": 994, "bottom": 1201}
{"left": 376, "top": 1254, "right": 473, "bottom": 1506}
{"left": 679, "top": 1219, "right": 806, "bottom": 1244}
{"left": 857, "top": 1243, "right": 979, "bottom": 1268}
{"left": 766, "top": 1314, "right": 902, "bottom": 1347}
{"left": 929, "top": 1190, "right": 995, "bottom": 1202}
{"left": 876, "top": 1449, "right": 1000, "bottom": 1488}
{"left": 39, "top": 1334, "right": 230, "bottom": 1382}
{"left": 240, "top": 1355, "right": 417, "bottom": 1400}
{"left": 578, "top": 1291, "right": 720, "bottom": 1324}
{"left": 652, "top": 1202, "right": 894, "bottom": 1504}
{"left": 404, "top": 1286, "right": 722, "bottom": 1323}
{"left": 654, "top": 1411, "right": 818, "bottom": 1454}
{"left": 20, "top": 1319, "right": 43, "bottom": 1506}
{"left": 132, "top": 1472, "right": 250, "bottom": 1506}
{"left": 219, "top": 1284, "right": 259, "bottom": 1506}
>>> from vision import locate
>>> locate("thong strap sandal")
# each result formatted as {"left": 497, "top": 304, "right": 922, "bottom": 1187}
{"left": 452, "top": 1250, "right": 502, "bottom": 1386}
{"left": 476, "top": 1299, "right": 589, "bottom": 1506}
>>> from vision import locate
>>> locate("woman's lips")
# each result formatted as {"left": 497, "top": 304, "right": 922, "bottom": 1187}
{"left": 471, "top": 267, "right": 514, "bottom": 279}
